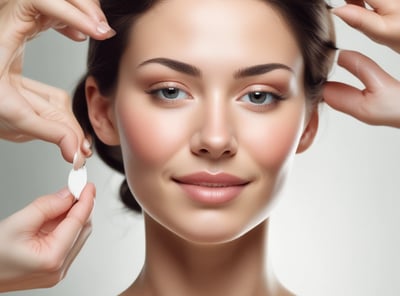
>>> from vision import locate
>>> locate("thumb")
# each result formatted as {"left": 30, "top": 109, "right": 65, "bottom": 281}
{"left": 323, "top": 81, "right": 366, "bottom": 121}
{"left": 323, "top": 50, "right": 398, "bottom": 125}
{"left": 335, "top": 50, "right": 396, "bottom": 92}
{"left": 10, "top": 188, "right": 75, "bottom": 233}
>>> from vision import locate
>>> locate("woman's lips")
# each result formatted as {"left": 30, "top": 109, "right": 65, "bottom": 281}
{"left": 172, "top": 172, "right": 250, "bottom": 205}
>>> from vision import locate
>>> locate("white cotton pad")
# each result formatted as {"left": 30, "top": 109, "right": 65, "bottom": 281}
{"left": 68, "top": 165, "right": 87, "bottom": 199}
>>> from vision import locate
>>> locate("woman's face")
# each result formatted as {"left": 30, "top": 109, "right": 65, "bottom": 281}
{"left": 94, "top": 0, "right": 317, "bottom": 243}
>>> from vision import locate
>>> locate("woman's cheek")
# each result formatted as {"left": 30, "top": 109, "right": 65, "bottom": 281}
{"left": 240, "top": 106, "right": 305, "bottom": 172}
{"left": 115, "top": 99, "right": 190, "bottom": 167}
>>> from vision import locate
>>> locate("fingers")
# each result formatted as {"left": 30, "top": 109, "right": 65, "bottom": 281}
{"left": 324, "top": 50, "right": 400, "bottom": 127}
{"left": 50, "top": 183, "right": 95, "bottom": 258}
{"left": 323, "top": 81, "right": 368, "bottom": 121}
{"left": 11, "top": 108, "right": 83, "bottom": 163}
{"left": 20, "top": 77, "right": 91, "bottom": 163}
{"left": 336, "top": 50, "right": 396, "bottom": 92}
{"left": 332, "top": 4, "right": 385, "bottom": 41}
{"left": 59, "top": 222, "right": 92, "bottom": 279}
{"left": 10, "top": 188, "right": 75, "bottom": 233}
{"left": 0, "top": 0, "right": 116, "bottom": 75}
{"left": 31, "top": 0, "right": 116, "bottom": 40}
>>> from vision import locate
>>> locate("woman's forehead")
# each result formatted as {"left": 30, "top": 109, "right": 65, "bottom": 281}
{"left": 124, "top": 0, "right": 302, "bottom": 72}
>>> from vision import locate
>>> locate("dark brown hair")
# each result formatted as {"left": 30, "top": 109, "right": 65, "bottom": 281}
{"left": 73, "top": 0, "right": 336, "bottom": 213}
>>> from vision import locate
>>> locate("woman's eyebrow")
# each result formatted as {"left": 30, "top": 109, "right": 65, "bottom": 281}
{"left": 137, "top": 57, "right": 293, "bottom": 78}
{"left": 234, "top": 63, "right": 293, "bottom": 79}
{"left": 137, "top": 58, "right": 201, "bottom": 77}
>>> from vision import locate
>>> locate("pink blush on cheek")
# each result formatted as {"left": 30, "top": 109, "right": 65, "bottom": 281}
{"left": 241, "top": 112, "right": 305, "bottom": 172}
{"left": 116, "top": 101, "right": 190, "bottom": 167}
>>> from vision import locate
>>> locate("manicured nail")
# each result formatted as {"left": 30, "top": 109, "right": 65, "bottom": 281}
{"left": 73, "top": 151, "right": 86, "bottom": 170}
{"left": 76, "top": 31, "right": 88, "bottom": 41}
{"left": 83, "top": 138, "right": 92, "bottom": 155}
{"left": 56, "top": 188, "right": 71, "bottom": 199}
{"left": 97, "top": 21, "right": 116, "bottom": 37}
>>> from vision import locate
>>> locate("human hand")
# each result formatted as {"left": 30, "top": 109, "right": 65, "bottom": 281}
{"left": 0, "top": 183, "right": 95, "bottom": 292}
{"left": 333, "top": 0, "right": 400, "bottom": 53}
{"left": 0, "top": 0, "right": 116, "bottom": 167}
{"left": 323, "top": 50, "right": 400, "bottom": 128}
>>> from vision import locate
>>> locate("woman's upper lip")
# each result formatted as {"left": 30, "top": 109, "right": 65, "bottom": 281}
{"left": 172, "top": 172, "right": 250, "bottom": 187}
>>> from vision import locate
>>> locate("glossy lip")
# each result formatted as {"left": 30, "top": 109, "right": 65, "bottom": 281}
{"left": 172, "top": 172, "right": 250, "bottom": 205}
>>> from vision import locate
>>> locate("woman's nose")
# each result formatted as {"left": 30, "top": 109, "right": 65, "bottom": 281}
{"left": 190, "top": 100, "right": 238, "bottom": 160}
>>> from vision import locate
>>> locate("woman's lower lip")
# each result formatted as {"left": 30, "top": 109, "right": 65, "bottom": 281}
{"left": 177, "top": 183, "right": 246, "bottom": 205}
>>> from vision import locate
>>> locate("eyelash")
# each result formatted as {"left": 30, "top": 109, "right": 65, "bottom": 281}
{"left": 146, "top": 83, "right": 286, "bottom": 110}
{"left": 146, "top": 83, "right": 191, "bottom": 103}
{"left": 239, "top": 91, "right": 284, "bottom": 106}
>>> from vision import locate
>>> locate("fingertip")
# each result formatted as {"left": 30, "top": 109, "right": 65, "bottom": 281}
{"left": 58, "top": 133, "right": 79, "bottom": 164}
{"left": 77, "top": 183, "right": 96, "bottom": 206}
{"left": 96, "top": 21, "right": 116, "bottom": 37}
{"left": 72, "top": 151, "right": 86, "bottom": 170}
{"left": 55, "top": 188, "right": 74, "bottom": 199}
{"left": 82, "top": 138, "right": 93, "bottom": 158}
{"left": 331, "top": 4, "right": 362, "bottom": 27}
{"left": 84, "top": 182, "right": 96, "bottom": 199}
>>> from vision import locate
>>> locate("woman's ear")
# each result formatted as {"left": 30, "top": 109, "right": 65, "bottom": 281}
{"left": 296, "top": 107, "right": 319, "bottom": 154}
{"left": 85, "top": 76, "right": 120, "bottom": 145}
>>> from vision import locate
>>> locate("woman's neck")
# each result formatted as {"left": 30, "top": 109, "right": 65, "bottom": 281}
{"left": 121, "top": 215, "right": 293, "bottom": 296}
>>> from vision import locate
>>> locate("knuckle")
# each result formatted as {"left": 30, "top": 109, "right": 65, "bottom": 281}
{"left": 39, "top": 252, "right": 65, "bottom": 274}
{"left": 41, "top": 109, "right": 67, "bottom": 122}
{"left": 53, "top": 89, "right": 71, "bottom": 107}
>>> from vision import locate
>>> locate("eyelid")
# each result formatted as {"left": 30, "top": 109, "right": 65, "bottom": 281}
{"left": 238, "top": 85, "right": 286, "bottom": 101}
{"left": 146, "top": 81, "right": 189, "bottom": 92}
{"left": 236, "top": 85, "right": 287, "bottom": 112}
{"left": 145, "top": 81, "right": 193, "bottom": 101}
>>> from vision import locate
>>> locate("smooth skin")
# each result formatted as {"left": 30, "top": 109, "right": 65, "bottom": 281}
{"left": 324, "top": 0, "right": 400, "bottom": 128}
{"left": 0, "top": 0, "right": 115, "bottom": 166}
{"left": 0, "top": 0, "right": 111, "bottom": 291}
{"left": 0, "top": 0, "right": 399, "bottom": 294}
{"left": 87, "top": 1, "right": 317, "bottom": 295}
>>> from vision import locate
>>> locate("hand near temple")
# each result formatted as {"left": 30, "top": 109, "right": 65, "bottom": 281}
{"left": 324, "top": 0, "right": 400, "bottom": 128}
{"left": 333, "top": 0, "right": 400, "bottom": 53}
{"left": 324, "top": 50, "right": 400, "bottom": 128}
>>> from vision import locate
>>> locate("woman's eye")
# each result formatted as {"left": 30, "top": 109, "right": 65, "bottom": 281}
{"left": 151, "top": 87, "right": 189, "bottom": 100}
{"left": 240, "top": 91, "right": 281, "bottom": 105}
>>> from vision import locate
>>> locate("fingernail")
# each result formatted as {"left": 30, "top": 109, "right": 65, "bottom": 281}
{"left": 76, "top": 31, "right": 88, "bottom": 41}
{"left": 73, "top": 151, "right": 86, "bottom": 170}
{"left": 328, "top": 49, "right": 341, "bottom": 78}
{"left": 83, "top": 138, "right": 92, "bottom": 155}
{"left": 56, "top": 188, "right": 71, "bottom": 199}
{"left": 97, "top": 21, "right": 116, "bottom": 37}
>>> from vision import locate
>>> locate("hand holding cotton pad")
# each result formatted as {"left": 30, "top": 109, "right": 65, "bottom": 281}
{"left": 68, "top": 154, "right": 87, "bottom": 199}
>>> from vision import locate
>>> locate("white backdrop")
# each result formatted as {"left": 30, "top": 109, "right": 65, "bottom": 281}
{"left": 1, "top": 3, "right": 399, "bottom": 296}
